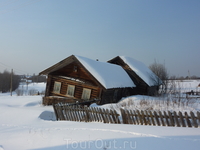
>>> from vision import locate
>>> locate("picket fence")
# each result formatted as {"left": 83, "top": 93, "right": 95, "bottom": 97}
{"left": 53, "top": 103, "right": 200, "bottom": 128}
{"left": 53, "top": 104, "right": 120, "bottom": 124}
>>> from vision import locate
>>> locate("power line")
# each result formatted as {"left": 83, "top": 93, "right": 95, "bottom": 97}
{"left": 0, "top": 61, "right": 28, "bottom": 75}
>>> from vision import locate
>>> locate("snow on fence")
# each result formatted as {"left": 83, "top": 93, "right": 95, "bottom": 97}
{"left": 53, "top": 104, "right": 200, "bottom": 128}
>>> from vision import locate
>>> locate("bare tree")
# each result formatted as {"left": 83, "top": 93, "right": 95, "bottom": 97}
{"left": 0, "top": 70, "right": 20, "bottom": 93}
{"left": 149, "top": 60, "right": 169, "bottom": 95}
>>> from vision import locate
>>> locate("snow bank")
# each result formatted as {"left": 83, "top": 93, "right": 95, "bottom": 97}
{"left": 0, "top": 81, "right": 200, "bottom": 150}
{"left": 0, "top": 95, "right": 200, "bottom": 150}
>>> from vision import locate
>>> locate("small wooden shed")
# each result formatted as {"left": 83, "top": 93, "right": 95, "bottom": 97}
{"left": 108, "top": 56, "right": 162, "bottom": 95}
{"left": 39, "top": 55, "right": 136, "bottom": 105}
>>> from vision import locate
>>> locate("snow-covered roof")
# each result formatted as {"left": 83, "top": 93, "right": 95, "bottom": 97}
{"left": 119, "top": 56, "right": 161, "bottom": 86}
{"left": 75, "top": 55, "right": 136, "bottom": 89}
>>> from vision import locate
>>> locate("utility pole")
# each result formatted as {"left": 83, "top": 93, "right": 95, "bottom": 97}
{"left": 10, "top": 69, "right": 13, "bottom": 96}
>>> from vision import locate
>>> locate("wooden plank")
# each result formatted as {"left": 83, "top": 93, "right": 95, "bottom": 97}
{"left": 149, "top": 111, "right": 155, "bottom": 126}
{"left": 106, "top": 109, "right": 113, "bottom": 123}
{"left": 70, "top": 106, "right": 76, "bottom": 121}
{"left": 63, "top": 106, "right": 70, "bottom": 121}
{"left": 120, "top": 108, "right": 126, "bottom": 124}
{"left": 179, "top": 111, "right": 186, "bottom": 127}
{"left": 84, "top": 107, "right": 90, "bottom": 122}
{"left": 52, "top": 104, "right": 59, "bottom": 121}
{"left": 130, "top": 110, "right": 136, "bottom": 124}
{"left": 91, "top": 107, "right": 97, "bottom": 122}
{"left": 58, "top": 105, "right": 65, "bottom": 120}
{"left": 173, "top": 111, "right": 180, "bottom": 127}
{"left": 109, "top": 109, "right": 115, "bottom": 123}
{"left": 133, "top": 110, "right": 139, "bottom": 125}
{"left": 113, "top": 109, "right": 120, "bottom": 124}
{"left": 168, "top": 111, "right": 174, "bottom": 126}
{"left": 97, "top": 108, "right": 103, "bottom": 122}
{"left": 158, "top": 111, "right": 165, "bottom": 126}
{"left": 190, "top": 111, "right": 198, "bottom": 128}
{"left": 197, "top": 111, "right": 200, "bottom": 127}
{"left": 136, "top": 110, "right": 143, "bottom": 125}
{"left": 73, "top": 106, "right": 79, "bottom": 121}
{"left": 87, "top": 107, "right": 93, "bottom": 122}
{"left": 126, "top": 110, "right": 132, "bottom": 124}
{"left": 141, "top": 110, "right": 147, "bottom": 125}
{"left": 185, "top": 112, "right": 192, "bottom": 127}
{"left": 78, "top": 105, "right": 84, "bottom": 121}
{"left": 103, "top": 108, "right": 109, "bottom": 123}
{"left": 164, "top": 111, "right": 169, "bottom": 126}
{"left": 95, "top": 107, "right": 101, "bottom": 122}
{"left": 154, "top": 111, "right": 160, "bottom": 126}
{"left": 66, "top": 106, "right": 72, "bottom": 121}
{"left": 145, "top": 111, "right": 151, "bottom": 125}
{"left": 100, "top": 108, "right": 107, "bottom": 123}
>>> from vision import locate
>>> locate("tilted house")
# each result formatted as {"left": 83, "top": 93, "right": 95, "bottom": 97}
{"left": 108, "top": 56, "right": 162, "bottom": 95}
{"left": 39, "top": 55, "right": 136, "bottom": 105}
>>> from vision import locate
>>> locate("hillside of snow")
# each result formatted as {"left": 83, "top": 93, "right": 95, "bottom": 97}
{"left": 0, "top": 80, "right": 200, "bottom": 150}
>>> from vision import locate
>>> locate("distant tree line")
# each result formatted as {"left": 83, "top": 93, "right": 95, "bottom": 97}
{"left": 169, "top": 75, "right": 200, "bottom": 80}
{"left": 21, "top": 74, "right": 46, "bottom": 83}
{"left": 0, "top": 70, "right": 20, "bottom": 93}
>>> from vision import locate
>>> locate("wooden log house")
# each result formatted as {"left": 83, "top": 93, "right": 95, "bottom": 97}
{"left": 108, "top": 56, "right": 162, "bottom": 95}
{"left": 39, "top": 55, "right": 136, "bottom": 105}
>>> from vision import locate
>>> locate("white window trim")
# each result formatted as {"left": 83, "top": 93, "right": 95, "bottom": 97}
{"left": 53, "top": 81, "right": 61, "bottom": 94}
{"left": 66, "top": 85, "right": 75, "bottom": 97}
{"left": 81, "top": 88, "right": 91, "bottom": 100}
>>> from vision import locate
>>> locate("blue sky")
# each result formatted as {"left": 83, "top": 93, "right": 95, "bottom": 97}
{"left": 0, "top": 0, "right": 199, "bottom": 77}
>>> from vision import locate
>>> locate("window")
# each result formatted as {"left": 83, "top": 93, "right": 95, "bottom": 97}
{"left": 81, "top": 88, "right": 91, "bottom": 100}
{"left": 53, "top": 81, "right": 61, "bottom": 94}
{"left": 66, "top": 85, "right": 75, "bottom": 97}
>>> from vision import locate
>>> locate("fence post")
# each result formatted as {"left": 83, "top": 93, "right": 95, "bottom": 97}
{"left": 173, "top": 111, "right": 180, "bottom": 127}
{"left": 145, "top": 111, "right": 151, "bottom": 125}
{"left": 154, "top": 111, "right": 160, "bottom": 126}
{"left": 179, "top": 111, "right": 186, "bottom": 127}
{"left": 120, "top": 108, "right": 126, "bottom": 124}
{"left": 141, "top": 110, "right": 147, "bottom": 125}
{"left": 185, "top": 112, "right": 192, "bottom": 127}
{"left": 132, "top": 110, "right": 139, "bottom": 124}
{"left": 136, "top": 110, "right": 143, "bottom": 125}
{"left": 113, "top": 109, "right": 120, "bottom": 124}
{"left": 197, "top": 112, "right": 200, "bottom": 127}
{"left": 158, "top": 111, "right": 165, "bottom": 126}
{"left": 149, "top": 111, "right": 155, "bottom": 126}
{"left": 168, "top": 111, "right": 174, "bottom": 126}
{"left": 106, "top": 109, "right": 112, "bottom": 123}
{"left": 163, "top": 111, "right": 169, "bottom": 126}
{"left": 52, "top": 104, "right": 59, "bottom": 121}
{"left": 130, "top": 110, "right": 136, "bottom": 124}
{"left": 190, "top": 111, "right": 198, "bottom": 128}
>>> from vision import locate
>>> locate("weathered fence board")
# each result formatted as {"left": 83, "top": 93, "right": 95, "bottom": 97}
{"left": 120, "top": 109, "right": 200, "bottom": 128}
{"left": 53, "top": 103, "right": 200, "bottom": 128}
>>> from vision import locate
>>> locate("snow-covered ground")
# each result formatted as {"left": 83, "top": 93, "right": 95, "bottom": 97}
{"left": 0, "top": 81, "right": 200, "bottom": 150}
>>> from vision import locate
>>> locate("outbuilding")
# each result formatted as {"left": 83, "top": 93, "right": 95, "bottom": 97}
{"left": 108, "top": 56, "right": 162, "bottom": 95}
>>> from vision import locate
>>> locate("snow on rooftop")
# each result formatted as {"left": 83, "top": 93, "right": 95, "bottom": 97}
{"left": 75, "top": 55, "right": 136, "bottom": 89}
{"left": 120, "top": 56, "right": 160, "bottom": 86}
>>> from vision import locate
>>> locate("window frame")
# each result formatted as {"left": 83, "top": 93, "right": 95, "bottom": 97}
{"left": 66, "top": 84, "right": 75, "bottom": 97}
{"left": 53, "top": 81, "right": 61, "bottom": 94}
{"left": 81, "top": 88, "right": 91, "bottom": 100}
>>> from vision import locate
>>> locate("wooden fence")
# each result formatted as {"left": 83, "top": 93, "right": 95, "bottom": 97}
{"left": 53, "top": 103, "right": 200, "bottom": 128}
{"left": 53, "top": 103, "right": 120, "bottom": 124}
{"left": 120, "top": 109, "right": 200, "bottom": 128}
